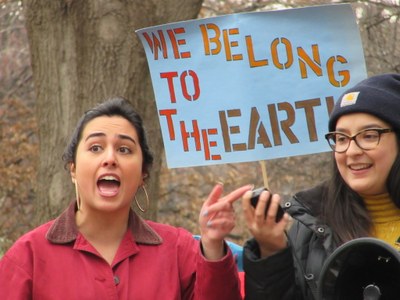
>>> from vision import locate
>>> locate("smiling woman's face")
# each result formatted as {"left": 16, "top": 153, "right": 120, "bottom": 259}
{"left": 334, "top": 113, "right": 398, "bottom": 196}
{"left": 70, "top": 115, "right": 144, "bottom": 213}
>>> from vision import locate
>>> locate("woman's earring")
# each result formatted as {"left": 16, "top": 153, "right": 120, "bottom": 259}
{"left": 135, "top": 185, "right": 149, "bottom": 213}
{"left": 73, "top": 179, "right": 81, "bottom": 211}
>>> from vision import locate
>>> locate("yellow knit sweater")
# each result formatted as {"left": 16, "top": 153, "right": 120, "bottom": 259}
{"left": 363, "top": 193, "right": 400, "bottom": 251}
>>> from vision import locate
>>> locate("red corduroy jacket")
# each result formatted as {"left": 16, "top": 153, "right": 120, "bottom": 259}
{"left": 0, "top": 202, "right": 241, "bottom": 300}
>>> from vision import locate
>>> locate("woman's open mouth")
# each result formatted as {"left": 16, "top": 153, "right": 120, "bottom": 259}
{"left": 97, "top": 175, "right": 121, "bottom": 197}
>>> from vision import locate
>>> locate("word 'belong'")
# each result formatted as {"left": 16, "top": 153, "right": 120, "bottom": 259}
{"left": 142, "top": 23, "right": 351, "bottom": 88}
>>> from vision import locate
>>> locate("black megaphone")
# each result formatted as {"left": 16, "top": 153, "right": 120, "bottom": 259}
{"left": 318, "top": 237, "right": 400, "bottom": 300}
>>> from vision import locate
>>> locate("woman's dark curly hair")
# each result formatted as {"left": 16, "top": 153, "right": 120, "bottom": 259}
{"left": 62, "top": 96, "right": 154, "bottom": 177}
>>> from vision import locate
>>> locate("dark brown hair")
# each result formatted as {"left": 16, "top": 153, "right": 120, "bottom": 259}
{"left": 62, "top": 96, "right": 154, "bottom": 177}
{"left": 323, "top": 131, "right": 400, "bottom": 245}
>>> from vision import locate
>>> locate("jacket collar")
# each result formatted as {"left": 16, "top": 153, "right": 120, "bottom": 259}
{"left": 46, "top": 201, "right": 163, "bottom": 245}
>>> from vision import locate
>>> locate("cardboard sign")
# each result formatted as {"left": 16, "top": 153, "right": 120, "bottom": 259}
{"left": 136, "top": 4, "right": 367, "bottom": 168}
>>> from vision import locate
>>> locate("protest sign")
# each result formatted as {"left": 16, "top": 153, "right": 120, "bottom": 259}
{"left": 136, "top": 4, "right": 367, "bottom": 168}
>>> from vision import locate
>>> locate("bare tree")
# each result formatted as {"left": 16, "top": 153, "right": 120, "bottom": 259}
{"left": 21, "top": 0, "right": 203, "bottom": 225}
{"left": 355, "top": 0, "right": 400, "bottom": 74}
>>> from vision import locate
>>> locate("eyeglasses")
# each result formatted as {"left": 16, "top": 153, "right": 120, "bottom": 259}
{"left": 325, "top": 128, "right": 394, "bottom": 153}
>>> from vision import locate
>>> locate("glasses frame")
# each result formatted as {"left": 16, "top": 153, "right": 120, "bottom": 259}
{"left": 325, "top": 128, "right": 394, "bottom": 153}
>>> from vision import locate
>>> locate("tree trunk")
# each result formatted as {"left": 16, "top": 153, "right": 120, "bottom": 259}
{"left": 22, "top": 0, "right": 203, "bottom": 225}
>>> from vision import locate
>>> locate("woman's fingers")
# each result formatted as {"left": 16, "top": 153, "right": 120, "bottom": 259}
{"left": 204, "top": 184, "right": 253, "bottom": 216}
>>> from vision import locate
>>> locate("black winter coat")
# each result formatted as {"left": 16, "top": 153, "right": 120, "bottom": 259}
{"left": 243, "top": 183, "right": 337, "bottom": 300}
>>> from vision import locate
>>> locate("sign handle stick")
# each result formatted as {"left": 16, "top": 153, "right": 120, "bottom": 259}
{"left": 259, "top": 160, "right": 269, "bottom": 189}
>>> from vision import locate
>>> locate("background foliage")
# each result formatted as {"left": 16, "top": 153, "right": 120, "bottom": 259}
{"left": 1, "top": 0, "right": 399, "bottom": 255}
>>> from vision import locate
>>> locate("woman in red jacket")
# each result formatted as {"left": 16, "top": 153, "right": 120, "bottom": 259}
{"left": 0, "top": 96, "right": 251, "bottom": 299}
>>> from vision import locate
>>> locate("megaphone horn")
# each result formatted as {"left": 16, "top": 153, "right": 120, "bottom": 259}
{"left": 318, "top": 237, "right": 400, "bottom": 300}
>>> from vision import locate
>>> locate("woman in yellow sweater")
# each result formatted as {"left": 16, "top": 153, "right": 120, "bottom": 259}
{"left": 242, "top": 73, "right": 400, "bottom": 300}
